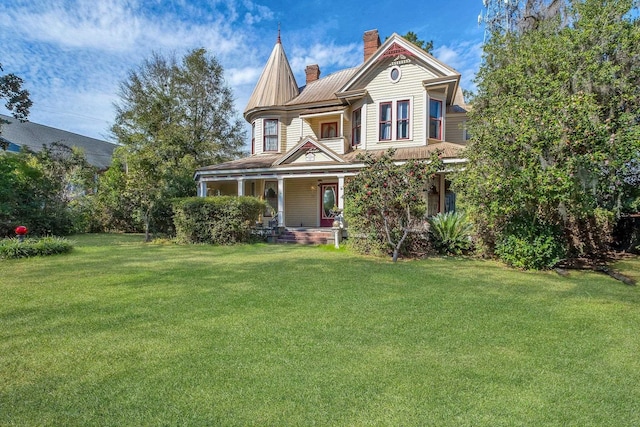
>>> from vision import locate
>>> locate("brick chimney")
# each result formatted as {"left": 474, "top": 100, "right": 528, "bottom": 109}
{"left": 363, "top": 29, "right": 381, "bottom": 62}
{"left": 305, "top": 64, "right": 321, "bottom": 84}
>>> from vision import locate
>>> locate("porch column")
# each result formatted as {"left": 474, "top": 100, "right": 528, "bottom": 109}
{"left": 439, "top": 173, "right": 445, "bottom": 214}
{"left": 337, "top": 175, "right": 345, "bottom": 210}
{"left": 277, "top": 177, "right": 285, "bottom": 227}
{"left": 198, "top": 181, "right": 207, "bottom": 197}
{"left": 237, "top": 178, "right": 245, "bottom": 196}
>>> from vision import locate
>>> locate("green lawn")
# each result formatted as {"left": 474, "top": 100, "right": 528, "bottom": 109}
{"left": 1, "top": 234, "right": 639, "bottom": 426}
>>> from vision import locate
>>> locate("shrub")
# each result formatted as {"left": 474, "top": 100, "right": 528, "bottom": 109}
{"left": 495, "top": 218, "right": 566, "bottom": 270}
{"left": 428, "top": 212, "right": 473, "bottom": 255}
{"left": 0, "top": 237, "right": 74, "bottom": 260}
{"left": 172, "top": 196, "right": 266, "bottom": 244}
{"left": 343, "top": 149, "right": 444, "bottom": 261}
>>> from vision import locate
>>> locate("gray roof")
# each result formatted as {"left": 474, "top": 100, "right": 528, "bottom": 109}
{"left": 0, "top": 114, "right": 116, "bottom": 169}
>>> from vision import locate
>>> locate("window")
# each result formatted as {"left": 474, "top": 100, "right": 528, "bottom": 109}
{"left": 251, "top": 123, "right": 256, "bottom": 154}
{"left": 321, "top": 122, "right": 338, "bottom": 139}
{"left": 263, "top": 119, "right": 278, "bottom": 151}
{"left": 264, "top": 181, "right": 278, "bottom": 216}
{"left": 397, "top": 100, "right": 410, "bottom": 140}
{"left": 378, "top": 99, "right": 411, "bottom": 142}
{"left": 429, "top": 99, "right": 443, "bottom": 140}
{"left": 352, "top": 108, "right": 361, "bottom": 146}
{"left": 379, "top": 102, "right": 392, "bottom": 141}
{"left": 389, "top": 66, "right": 401, "bottom": 83}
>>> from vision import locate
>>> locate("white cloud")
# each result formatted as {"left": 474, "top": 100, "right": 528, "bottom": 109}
{"left": 289, "top": 42, "right": 361, "bottom": 77}
{"left": 226, "top": 66, "right": 263, "bottom": 87}
{"left": 2, "top": 0, "right": 241, "bottom": 55}
{"left": 434, "top": 41, "right": 483, "bottom": 92}
{"left": 243, "top": 0, "right": 274, "bottom": 25}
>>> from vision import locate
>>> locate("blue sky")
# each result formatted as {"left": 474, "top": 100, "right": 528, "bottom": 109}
{"left": 0, "top": 0, "right": 485, "bottom": 146}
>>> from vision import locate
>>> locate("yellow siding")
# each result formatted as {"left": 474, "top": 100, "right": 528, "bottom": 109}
{"left": 363, "top": 61, "right": 433, "bottom": 150}
{"left": 445, "top": 114, "right": 467, "bottom": 144}
{"left": 287, "top": 117, "right": 303, "bottom": 151}
{"left": 253, "top": 119, "right": 263, "bottom": 155}
{"left": 280, "top": 118, "right": 286, "bottom": 153}
{"left": 285, "top": 178, "right": 318, "bottom": 227}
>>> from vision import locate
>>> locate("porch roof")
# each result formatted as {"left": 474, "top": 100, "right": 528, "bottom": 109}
{"left": 196, "top": 141, "right": 465, "bottom": 175}
{"left": 343, "top": 141, "right": 466, "bottom": 162}
{"left": 197, "top": 154, "right": 280, "bottom": 171}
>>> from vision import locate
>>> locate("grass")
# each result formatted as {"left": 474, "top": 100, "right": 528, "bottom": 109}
{"left": 1, "top": 234, "right": 639, "bottom": 426}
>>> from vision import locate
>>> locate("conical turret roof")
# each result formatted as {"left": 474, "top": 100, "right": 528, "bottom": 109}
{"left": 244, "top": 35, "right": 299, "bottom": 116}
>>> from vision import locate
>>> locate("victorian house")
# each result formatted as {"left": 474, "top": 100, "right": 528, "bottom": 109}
{"left": 194, "top": 30, "right": 469, "bottom": 229}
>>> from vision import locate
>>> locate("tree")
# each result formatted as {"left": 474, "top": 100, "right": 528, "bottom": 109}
{"left": 402, "top": 31, "right": 434, "bottom": 54}
{"left": 107, "top": 48, "right": 246, "bottom": 240}
{"left": 344, "top": 149, "right": 444, "bottom": 262}
{"left": 0, "top": 63, "right": 32, "bottom": 149}
{"left": 0, "top": 145, "right": 95, "bottom": 237}
{"left": 458, "top": 0, "right": 640, "bottom": 266}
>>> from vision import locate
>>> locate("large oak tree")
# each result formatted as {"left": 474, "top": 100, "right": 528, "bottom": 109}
{"left": 458, "top": 0, "right": 640, "bottom": 265}
{"left": 107, "top": 48, "right": 246, "bottom": 240}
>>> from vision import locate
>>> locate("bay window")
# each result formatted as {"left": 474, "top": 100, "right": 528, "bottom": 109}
{"left": 264, "top": 119, "right": 278, "bottom": 152}
{"left": 378, "top": 99, "right": 412, "bottom": 142}
{"left": 429, "top": 99, "right": 443, "bottom": 140}
{"left": 251, "top": 121, "right": 255, "bottom": 154}
{"left": 352, "top": 108, "right": 361, "bottom": 146}
{"left": 379, "top": 102, "right": 392, "bottom": 141}
{"left": 397, "top": 100, "right": 410, "bottom": 140}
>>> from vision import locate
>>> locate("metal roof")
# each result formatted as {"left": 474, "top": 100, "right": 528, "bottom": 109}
{"left": 0, "top": 114, "right": 115, "bottom": 169}
{"left": 286, "top": 67, "right": 360, "bottom": 106}
{"left": 244, "top": 40, "right": 299, "bottom": 115}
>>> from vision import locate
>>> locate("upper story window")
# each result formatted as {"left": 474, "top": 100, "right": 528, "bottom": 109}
{"left": 397, "top": 100, "right": 410, "bottom": 140}
{"left": 389, "top": 66, "right": 401, "bottom": 83}
{"left": 429, "top": 99, "right": 443, "bottom": 140}
{"left": 321, "top": 122, "right": 338, "bottom": 139}
{"left": 378, "top": 99, "right": 412, "bottom": 142}
{"left": 352, "top": 108, "right": 362, "bottom": 146}
{"left": 264, "top": 119, "right": 278, "bottom": 152}
{"left": 379, "top": 102, "right": 392, "bottom": 141}
{"left": 251, "top": 121, "right": 255, "bottom": 155}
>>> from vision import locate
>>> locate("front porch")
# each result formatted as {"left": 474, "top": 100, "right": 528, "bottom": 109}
{"left": 198, "top": 175, "right": 352, "bottom": 228}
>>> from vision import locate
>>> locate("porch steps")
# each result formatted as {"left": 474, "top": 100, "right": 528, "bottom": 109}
{"left": 276, "top": 228, "right": 334, "bottom": 245}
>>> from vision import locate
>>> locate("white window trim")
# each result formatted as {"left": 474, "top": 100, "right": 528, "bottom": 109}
{"left": 263, "top": 117, "right": 280, "bottom": 152}
{"left": 428, "top": 96, "right": 445, "bottom": 141}
{"left": 375, "top": 97, "right": 414, "bottom": 143}
{"left": 389, "top": 66, "right": 402, "bottom": 83}
{"left": 320, "top": 120, "right": 339, "bottom": 139}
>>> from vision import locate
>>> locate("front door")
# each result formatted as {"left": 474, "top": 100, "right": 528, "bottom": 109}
{"left": 320, "top": 183, "right": 338, "bottom": 227}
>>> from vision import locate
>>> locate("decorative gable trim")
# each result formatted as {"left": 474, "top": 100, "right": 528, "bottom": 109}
{"left": 272, "top": 136, "right": 346, "bottom": 166}
{"left": 338, "top": 33, "right": 460, "bottom": 94}
{"left": 379, "top": 42, "right": 415, "bottom": 60}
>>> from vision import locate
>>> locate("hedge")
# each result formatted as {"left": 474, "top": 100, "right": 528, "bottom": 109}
{"left": 0, "top": 236, "right": 74, "bottom": 260}
{"left": 172, "top": 196, "right": 266, "bottom": 244}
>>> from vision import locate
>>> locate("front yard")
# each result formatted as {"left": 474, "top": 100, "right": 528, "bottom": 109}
{"left": 1, "top": 234, "right": 639, "bottom": 426}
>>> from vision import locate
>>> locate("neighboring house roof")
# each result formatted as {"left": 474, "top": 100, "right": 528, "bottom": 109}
{"left": 0, "top": 114, "right": 116, "bottom": 169}
{"left": 244, "top": 36, "right": 299, "bottom": 115}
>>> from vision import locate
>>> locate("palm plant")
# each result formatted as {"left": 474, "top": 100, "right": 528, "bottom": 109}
{"left": 428, "top": 211, "right": 473, "bottom": 255}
